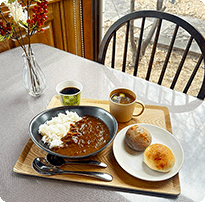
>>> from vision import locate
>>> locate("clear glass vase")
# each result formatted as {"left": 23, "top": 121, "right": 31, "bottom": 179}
{"left": 22, "top": 52, "right": 46, "bottom": 97}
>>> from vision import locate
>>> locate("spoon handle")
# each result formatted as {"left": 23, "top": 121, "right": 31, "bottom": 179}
{"left": 65, "top": 160, "right": 107, "bottom": 168}
{"left": 58, "top": 169, "right": 113, "bottom": 181}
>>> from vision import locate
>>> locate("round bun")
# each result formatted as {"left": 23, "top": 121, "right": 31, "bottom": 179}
{"left": 125, "top": 125, "right": 152, "bottom": 151}
{"left": 143, "top": 143, "right": 175, "bottom": 172}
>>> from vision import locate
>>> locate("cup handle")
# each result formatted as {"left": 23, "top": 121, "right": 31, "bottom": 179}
{"left": 133, "top": 100, "right": 145, "bottom": 116}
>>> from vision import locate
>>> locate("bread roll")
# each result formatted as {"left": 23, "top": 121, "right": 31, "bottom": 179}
{"left": 143, "top": 143, "right": 175, "bottom": 172}
{"left": 125, "top": 125, "right": 152, "bottom": 151}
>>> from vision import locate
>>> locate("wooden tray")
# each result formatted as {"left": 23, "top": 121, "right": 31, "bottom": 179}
{"left": 13, "top": 96, "right": 180, "bottom": 196}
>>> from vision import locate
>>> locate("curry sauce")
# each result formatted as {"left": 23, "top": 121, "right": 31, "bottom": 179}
{"left": 52, "top": 115, "right": 110, "bottom": 156}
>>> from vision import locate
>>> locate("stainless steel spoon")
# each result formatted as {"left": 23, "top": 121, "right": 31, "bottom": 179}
{"left": 46, "top": 154, "right": 107, "bottom": 168}
{"left": 32, "top": 157, "right": 113, "bottom": 182}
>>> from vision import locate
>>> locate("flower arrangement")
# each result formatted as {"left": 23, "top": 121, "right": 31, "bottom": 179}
{"left": 0, "top": 0, "right": 48, "bottom": 96}
{"left": 0, "top": 0, "right": 48, "bottom": 55}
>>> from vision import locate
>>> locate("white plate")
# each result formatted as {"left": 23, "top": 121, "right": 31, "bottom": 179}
{"left": 113, "top": 123, "right": 184, "bottom": 181}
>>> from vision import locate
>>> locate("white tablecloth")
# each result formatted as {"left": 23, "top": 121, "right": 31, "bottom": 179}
{"left": 0, "top": 44, "right": 204, "bottom": 202}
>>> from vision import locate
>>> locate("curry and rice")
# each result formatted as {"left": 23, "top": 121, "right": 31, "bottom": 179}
{"left": 38, "top": 111, "right": 110, "bottom": 156}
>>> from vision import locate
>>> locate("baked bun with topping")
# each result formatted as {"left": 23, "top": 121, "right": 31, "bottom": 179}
{"left": 125, "top": 125, "right": 152, "bottom": 151}
{"left": 143, "top": 143, "right": 175, "bottom": 172}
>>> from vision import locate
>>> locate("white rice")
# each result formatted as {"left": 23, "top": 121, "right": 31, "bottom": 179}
{"left": 38, "top": 111, "right": 82, "bottom": 149}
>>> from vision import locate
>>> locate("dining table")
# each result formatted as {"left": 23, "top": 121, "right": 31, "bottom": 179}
{"left": 0, "top": 43, "right": 205, "bottom": 202}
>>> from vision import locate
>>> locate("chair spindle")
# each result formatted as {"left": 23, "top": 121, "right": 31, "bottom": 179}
{"left": 170, "top": 36, "right": 194, "bottom": 89}
{"left": 134, "top": 17, "right": 145, "bottom": 76}
{"left": 158, "top": 24, "right": 179, "bottom": 85}
{"left": 183, "top": 54, "right": 203, "bottom": 93}
{"left": 122, "top": 21, "right": 130, "bottom": 72}
{"left": 111, "top": 31, "right": 117, "bottom": 68}
{"left": 146, "top": 18, "right": 162, "bottom": 81}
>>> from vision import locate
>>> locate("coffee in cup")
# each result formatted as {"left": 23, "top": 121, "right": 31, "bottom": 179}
{"left": 56, "top": 80, "right": 83, "bottom": 106}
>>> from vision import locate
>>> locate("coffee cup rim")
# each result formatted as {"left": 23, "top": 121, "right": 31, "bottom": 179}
{"left": 56, "top": 80, "right": 83, "bottom": 96}
{"left": 109, "top": 87, "right": 137, "bottom": 105}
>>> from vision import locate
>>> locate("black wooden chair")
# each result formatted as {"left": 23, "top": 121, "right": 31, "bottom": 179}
{"left": 97, "top": 10, "right": 205, "bottom": 100}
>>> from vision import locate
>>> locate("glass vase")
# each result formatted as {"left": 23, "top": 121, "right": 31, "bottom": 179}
{"left": 22, "top": 52, "right": 46, "bottom": 97}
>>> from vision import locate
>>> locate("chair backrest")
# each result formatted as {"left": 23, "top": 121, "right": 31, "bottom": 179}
{"left": 98, "top": 10, "right": 205, "bottom": 100}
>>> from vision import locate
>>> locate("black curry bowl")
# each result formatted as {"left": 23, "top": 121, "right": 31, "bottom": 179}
{"left": 29, "top": 106, "right": 118, "bottom": 159}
